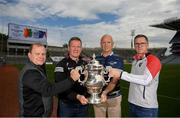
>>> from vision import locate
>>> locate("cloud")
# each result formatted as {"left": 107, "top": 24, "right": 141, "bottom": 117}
{"left": 34, "top": 0, "right": 123, "bottom": 20}
{"left": 0, "top": 0, "right": 124, "bottom": 20}
{"left": 0, "top": 0, "right": 180, "bottom": 54}
{"left": 0, "top": 2, "right": 43, "bottom": 20}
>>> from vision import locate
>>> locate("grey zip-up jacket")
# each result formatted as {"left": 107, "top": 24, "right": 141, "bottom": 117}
{"left": 121, "top": 53, "right": 161, "bottom": 108}
{"left": 19, "top": 60, "right": 75, "bottom": 117}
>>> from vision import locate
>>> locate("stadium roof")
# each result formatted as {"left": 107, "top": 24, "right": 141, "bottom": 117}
{"left": 150, "top": 17, "right": 180, "bottom": 31}
{"left": 150, "top": 17, "right": 180, "bottom": 56}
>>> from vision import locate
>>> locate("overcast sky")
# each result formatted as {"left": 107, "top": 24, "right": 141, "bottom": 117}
{"left": 0, "top": 0, "right": 180, "bottom": 52}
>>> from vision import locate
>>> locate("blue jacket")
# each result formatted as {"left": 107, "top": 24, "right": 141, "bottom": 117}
{"left": 96, "top": 52, "right": 124, "bottom": 97}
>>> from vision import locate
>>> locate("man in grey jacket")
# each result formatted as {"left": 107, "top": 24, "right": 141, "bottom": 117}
{"left": 109, "top": 34, "right": 161, "bottom": 117}
{"left": 19, "top": 43, "right": 79, "bottom": 117}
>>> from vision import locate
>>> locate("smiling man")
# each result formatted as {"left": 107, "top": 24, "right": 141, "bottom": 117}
{"left": 19, "top": 43, "right": 79, "bottom": 117}
{"left": 109, "top": 34, "right": 162, "bottom": 117}
{"left": 93, "top": 34, "right": 124, "bottom": 117}
{"left": 55, "top": 37, "right": 89, "bottom": 117}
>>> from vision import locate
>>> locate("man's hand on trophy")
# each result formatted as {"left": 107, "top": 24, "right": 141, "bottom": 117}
{"left": 101, "top": 91, "right": 108, "bottom": 102}
{"left": 108, "top": 68, "right": 123, "bottom": 80}
{"left": 76, "top": 94, "right": 88, "bottom": 105}
{"left": 70, "top": 69, "right": 80, "bottom": 81}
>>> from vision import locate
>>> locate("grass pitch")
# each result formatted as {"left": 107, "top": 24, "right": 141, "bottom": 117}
{"left": 16, "top": 64, "right": 180, "bottom": 117}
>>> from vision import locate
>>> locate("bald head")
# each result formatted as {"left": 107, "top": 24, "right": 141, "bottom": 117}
{"left": 100, "top": 34, "right": 113, "bottom": 44}
{"left": 100, "top": 34, "right": 114, "bottom": 56}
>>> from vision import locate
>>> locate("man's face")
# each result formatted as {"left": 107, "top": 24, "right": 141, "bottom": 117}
{"left": 101, "top": 35, "right": 113, "bottom": 53}
{"left": 68, "top": 40, "right": 82, "bottom": 59}
{"left": 28, "top": 45, "right": 46, "bottom": 65}
{"left": 134, "top": 37, "right": 148, "bottom": 54}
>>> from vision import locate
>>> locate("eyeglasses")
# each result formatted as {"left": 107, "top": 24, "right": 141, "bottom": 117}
{"left": 135, "top": 42, "right": 147, "bottom": 46}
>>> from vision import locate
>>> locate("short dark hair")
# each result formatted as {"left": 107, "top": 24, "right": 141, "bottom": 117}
{"left": 29, "top": 43, "right": 45, "bottom": 53}
{"left": 134, "top": 34, "right": 149, "bottom": 44}
{"left": 68, "top": 37, "right": 82, "bottom": 46}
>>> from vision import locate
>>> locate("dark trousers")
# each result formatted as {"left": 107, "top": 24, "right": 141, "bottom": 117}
{"left": 57, "top": 100, "right": 88, "bottom": 117}
{"left": 129, "top": 102, "right": 158, "bottom": 117}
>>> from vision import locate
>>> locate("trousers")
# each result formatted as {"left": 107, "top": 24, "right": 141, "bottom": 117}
{"left": 57, "top": 100, "right": 88, "bottom": 117}
{"left": 129, "top": 102, "right": 158, "bottom": 117}
{"left": 93, "top": 95, "right": 122, "bottom": 118}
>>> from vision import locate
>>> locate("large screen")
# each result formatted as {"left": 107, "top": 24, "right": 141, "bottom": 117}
{"left": 8, "top": 23, "right": 47, "bottom": 45}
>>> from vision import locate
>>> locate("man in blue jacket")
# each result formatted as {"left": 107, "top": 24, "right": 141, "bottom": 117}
{"left": 94, "top": 34, "right": 124, "bottom": 117}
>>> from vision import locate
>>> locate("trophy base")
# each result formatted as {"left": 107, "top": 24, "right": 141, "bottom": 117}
{"left": 88, "top": 94, "right": 101, "bottom": 104}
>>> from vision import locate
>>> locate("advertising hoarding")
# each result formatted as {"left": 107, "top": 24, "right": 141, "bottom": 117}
{"left": 8, "top": 23, "right": 47, "bottom": 45}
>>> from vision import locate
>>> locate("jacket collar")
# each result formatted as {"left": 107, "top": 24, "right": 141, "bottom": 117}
{"left": 101, "top": 51, "right": 114, "bottom": 57}
{"left": 133, "top": 52, "right": 151, "bottom": 61}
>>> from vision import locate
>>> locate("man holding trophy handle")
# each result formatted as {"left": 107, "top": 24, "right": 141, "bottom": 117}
{"left": 108, "top": 34, "right": 162, "bottom": 117}
{"left": 93, "top": 34, "right": 124, "bottom": 117}
{"left": 55, "top": 37, "right": 89, "bottom": 117}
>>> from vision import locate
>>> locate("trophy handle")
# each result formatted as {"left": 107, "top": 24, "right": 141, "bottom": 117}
{"left": 76, "top": 66, "right": 88, "bottom": 85}
{"left": 103, "top": 66, "right": 112, "bottom": 84}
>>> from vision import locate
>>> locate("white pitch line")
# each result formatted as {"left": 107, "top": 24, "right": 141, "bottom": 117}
{"left": 158, "top": 94, "right": 180, "bottom": 101}
{"left": 121, "top": 87, "right": 180, "bottom": 101}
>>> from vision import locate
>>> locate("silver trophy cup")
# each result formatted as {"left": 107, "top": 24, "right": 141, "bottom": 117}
{"left": 78, "top": 54, "right": 110, "bottom": 104}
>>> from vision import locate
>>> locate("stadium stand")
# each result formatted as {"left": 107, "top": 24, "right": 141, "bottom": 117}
{"left": 151, "top": 17, "right": 180, "bottom": 64}
{"left": 0, "top": 36, "right": 167, "bottom": 64}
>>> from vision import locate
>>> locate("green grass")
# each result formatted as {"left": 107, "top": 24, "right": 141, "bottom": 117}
{"left": 157, "top": 64, "right": 180, "bottom": 116}
{"left": 15, "top": 64, "right": 180, "bottom": 117}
